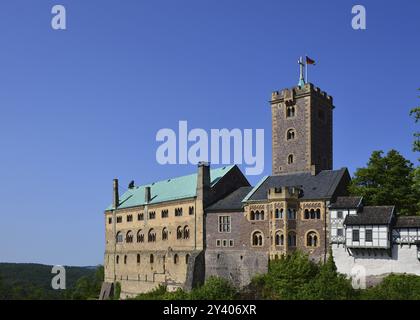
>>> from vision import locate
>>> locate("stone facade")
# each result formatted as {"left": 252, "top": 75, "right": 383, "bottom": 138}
{"left": 271, "top": 83, "right": 333, "bottom": 175}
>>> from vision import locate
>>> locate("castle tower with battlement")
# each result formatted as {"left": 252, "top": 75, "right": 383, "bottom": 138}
{"left": 270, "top": 83, "right": 334, "bottom": 175}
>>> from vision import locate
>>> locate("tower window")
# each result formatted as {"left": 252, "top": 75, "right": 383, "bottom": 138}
{"left": 288, "top": 154, "right": 294, "bottom": 164}
{"left": 286, "top": 106, "right": 296, "bottom": 118}
{"left": 286, "top": 129, "right": 296, "bottom": 140}
{"left": 306, "top": 231, "right": 318, "bottom": 247}
{"left": 251, "top": 231, "right": 264, "bottom": 246}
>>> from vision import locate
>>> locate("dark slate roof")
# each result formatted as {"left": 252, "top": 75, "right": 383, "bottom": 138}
{"left": 329, "top": 196, "right": 363, "bottom": 209}
{"left": 206, "top": 186, "right": 253, "bottom": 212}
{"left": 394, "top": 216, "right": 420, "bottom": 228}
{"left": 344, "top": 206, "right": 395, "bottom": 225}
{"left": 244, "top": 168, "right": 349, "bottom": 201}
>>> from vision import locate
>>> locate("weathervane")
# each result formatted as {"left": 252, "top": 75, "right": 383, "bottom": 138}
{"left": 298, "top": 55, "right": 316, "bottom": 87}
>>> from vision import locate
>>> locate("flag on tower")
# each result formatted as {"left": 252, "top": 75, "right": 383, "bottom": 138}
{"left": 306, "top": 56, "right": 316, "bottom": 65}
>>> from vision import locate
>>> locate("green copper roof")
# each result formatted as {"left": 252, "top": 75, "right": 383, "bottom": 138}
{"left": 105, "top": 165, "right": 235, "bottom": 211}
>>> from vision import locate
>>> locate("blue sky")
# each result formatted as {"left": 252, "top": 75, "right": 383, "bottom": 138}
{"left": 0, "top": 0, "right": 419, "bottom": 266}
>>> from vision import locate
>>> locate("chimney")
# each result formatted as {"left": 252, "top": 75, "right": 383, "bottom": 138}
{"left": 145, "top": 186, "right": 151, "bottom": 203}
{"left": 196, "top": 161, "right": 211, "bottom": 207}
{"left": 113, "top": 179, "right": 119, "bottom": 209}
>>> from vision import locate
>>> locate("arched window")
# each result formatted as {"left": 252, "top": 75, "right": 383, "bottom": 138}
{"left": 116, "top": 231, "right": 123, "bottom": 243}
{"left": 310, "top": 209, "right": 315, "bottom": 219}
{"left": 286, "top": 106, "right": 295, "bottom": 117}
{"left": 287, "top": 129, "right": 296, "bottom": 140}
{"left": 148, "top": 229, "right": 156, "bottom": 242}
{"left": 177, "top": 226, "right": 183, "bottom": 239}
{"left": 162, "top": 227, "right": 168, "bottom": 241}
{"left": 287, "top": 208, "right": 296, "bottom": 220}
{"left": 252, "top": 231, "right": 264, "bottom": 246}
{"left": 124, "top": 255, "right": 127, "bottom": 264}
{"left": 304, "top": 209, "right": 309, "bottom": 220}
{"left": 116, "top": 255, "right": 119, "bottom": 264}
{"left": 150, "top": 254, "right": 154, "bottom": 264}
{"left": 255, "top": 211, "right": 260, "bottom": 220}
{"left": 185, "top": 254, "right": 190, "bottom": 264}
{"left": 288, "top": 232, "right": 297, "bottom": 247}
{"left": 126, "top": 230, "right": 133, "bottom": 243}
{"left": 288, "top": 154, "right": 294, "bottom": 164}
{"left": 137, "top": 230, "right": 144, "bottom": 243}
{"left": 260, "top": 211, "right": 265, "bottom": 220}
{"left": 316, "top": 209, "right": 321, "bottom": 219}
{"left": 306, "top": 231, "right": 318, "bottom": 247}
{"left": 137, "top": 254, "right": 140, "bottom": 264}
{"left": 183, "top": 226, "right": 190, "bottom": 239}
{"left": 250, "top": 211, "right": 255, "bottom": 220}
{"left": 275, "top": 232, "right": 284, "bottom": 246}
{"left": 174, "top": 254, "right": 179, "bottom": 264}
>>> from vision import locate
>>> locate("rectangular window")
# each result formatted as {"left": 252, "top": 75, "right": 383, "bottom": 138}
{"left": 218, "top": 216, "right": 231, "bottom": 233}
{"left": 127, "top": 215, "right": 133, "bottom": 222}
{"left": 108, "top": 217, "right": 112, "bottom": 224}
{"left": 175, "top": 208, "right": 183, "bottom": 217}
{"left": 337, "top": 228, "right": 343, "bottom": 237}
{"left": 222, "top": 239, "right": 228, "bottom": 247}
{"left": 116, "top": 216, "right": 122, "bottom": 223}
{"left": 366, "top": 229, "right": 373, "bottom": 242}
{"left": 229, "top": 240, "right": 234, "bottom": 247}
{"left": 148, "top": 211, "right": 156, "bottom": 219}
{"left": 337, "top": 211, "right": 343, "bottom": 219}
{"left": 189, "top": 206, "right": 194, "bottom": 215}
{"left": 161, "top": 210, "right": 168, "bottom": 218}
{"left": 352, "top": 229, "right": 360, "bottom": 242}
{"left": 137, "top": 213, "right": 144, "bottom": 221}
{"left": 216, "top": 239, "right": 221, "bottom": 247}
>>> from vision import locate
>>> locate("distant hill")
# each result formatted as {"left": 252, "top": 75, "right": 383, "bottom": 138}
{"left": 0, "top": 263, "right": 100, "bottom": 300}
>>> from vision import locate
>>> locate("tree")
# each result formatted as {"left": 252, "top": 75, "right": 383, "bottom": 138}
{"left": 349, "top": 149, "right": 419, "bottom": 215}
{"left": 362, "top": 274, "right": 420, "bottom": 300}
{"left": 302, "top": 253, "right": 356, "bottom": 300}
{"left": 410, "top": 88, "right": 420, "bottom": 153}
{"left": 251, "top": 251, "right": 319, "bottom": 299}
{"left": 190, "top": 277, "right": 237, "bottom": 300}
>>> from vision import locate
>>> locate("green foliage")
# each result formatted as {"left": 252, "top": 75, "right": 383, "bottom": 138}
{"left": 0, "top": 263, "right": 103, "bottom": 300}
{"left": 348, "top": 149, "right": 419, "bottom": 215}
{"left": 190, "top": 277, "right": 237, "bottom": 300}
{"left": 361, "top": 274, "right": 420, "bottom": 300}
{"left": 133, "top": 277, "right": 236, "bottom": 300}
{"left": 302, "top": 253, "right": 356, "bottom": 300}
{"left": 410, "top": 88, "right": 420, "bottom": 153}
{"left": 251, "top": 251, "right": 319, "bottom": 299}
{"left": 113, "top": 281, "right": 121, "bottom": 300}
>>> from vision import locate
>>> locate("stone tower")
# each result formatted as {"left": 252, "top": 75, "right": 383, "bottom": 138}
{"left": 271, "top": 83, "right": 333, "bottom": 175}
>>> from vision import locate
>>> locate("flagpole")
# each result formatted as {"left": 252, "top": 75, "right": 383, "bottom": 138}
{"left": 305, "top": 54, "right": 308, "bottom": 84}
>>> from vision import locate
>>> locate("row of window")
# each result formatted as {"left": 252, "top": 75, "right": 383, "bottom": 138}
{"left": 109, "top": 206, "right": 195, "bottom": 224}
{"left": 248, "top": 209, "right": 321, "bottom": 221}
{"left": 352, "top": 229, "right": 373, "bottom": 242}
{"left": 116, "top": 226, "right": 190, "bottom": 244}
{"left": 216, "top": 239, "right": 234, "bottom": 247}
{"left": 252, "top": 230, "right": 319, "bottom": 247}
{"left": 115, "top": 253, "right": 190, "bottom": 265}
{"left": 284, "top": 105, "right": 326, "bottom": 122}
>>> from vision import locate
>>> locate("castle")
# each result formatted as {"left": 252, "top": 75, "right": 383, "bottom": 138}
{"left": 101, "top": 80, "right": 420, "bottom": 299}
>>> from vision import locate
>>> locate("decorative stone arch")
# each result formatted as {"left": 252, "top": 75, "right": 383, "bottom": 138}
{"left": 288, "top": 230, "right": 297, "bottom": 247}
{"left": 148, "top": 228, "right": 156, "bottom": 242}
{"left": 251, "top": 229, "right": 264, "bottom": 247}
{"left": 126, "top": 230, "right": 133, "bottom": 243}
{"left": 162, "top": 227, "right": 168, "bottom": 241}
{"left": 275, "top": 230, "right": 284, "bottom": 246}
{"left": 137, "top": 229, "right": 144, "bottom": 243}
{"left": 183, "top": 225, "right": 190, "bottom": 239}
{"left": 176, "top": 226, "right": 183, "bottom": 239}
{"left": 305, "top": 229, "right": 320, "bottom": 248}
{"left": 286, "top": 128, "right": 296, "bottom": 141}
